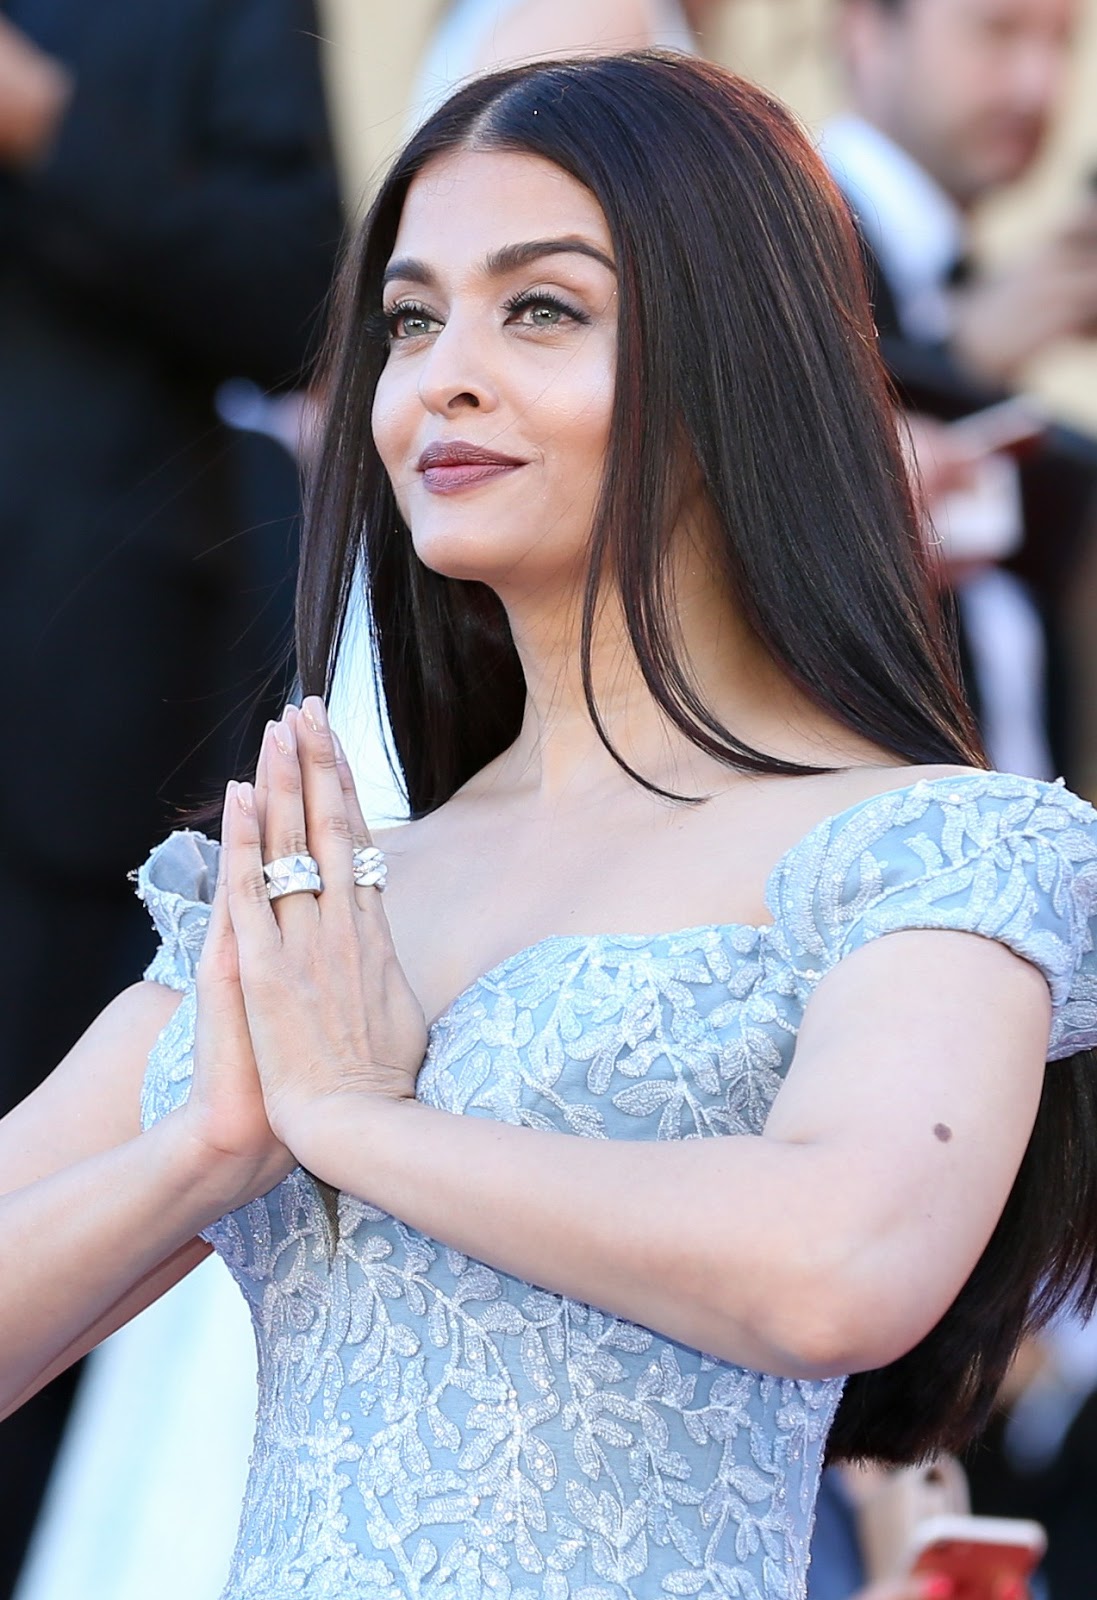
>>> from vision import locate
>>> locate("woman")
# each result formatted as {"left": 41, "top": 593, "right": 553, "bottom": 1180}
{"left": 3, "top": 53, "right": 1097, "bottom": 1600}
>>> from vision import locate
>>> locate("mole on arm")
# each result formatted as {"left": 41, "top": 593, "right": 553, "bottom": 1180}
{"left": 933, "top": 1123, "right": 953, "bottom": 1143}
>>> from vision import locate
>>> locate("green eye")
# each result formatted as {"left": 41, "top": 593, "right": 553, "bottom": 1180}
{"left": 384, "top": 302, "right": 440, "bottom": 340}
{"left": 505, "top": 291, "right": 590, "bottom": 329}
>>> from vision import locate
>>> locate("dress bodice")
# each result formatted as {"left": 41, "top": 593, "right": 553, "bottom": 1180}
{"left": 136, "top": 772, "right": 1097, "bottom": 1600}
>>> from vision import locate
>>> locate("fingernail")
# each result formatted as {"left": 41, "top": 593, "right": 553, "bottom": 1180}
{"left": 332, "top": 730, "right": 347, "bottom": 763}
{"left": 302, "top": 696, "right": 328, "bottom": 732}
{"left": 235, "top": 781, "right": 254, "bottom": 815}
{"left": 273, "top": 718, "right": 295, "bottom": 756}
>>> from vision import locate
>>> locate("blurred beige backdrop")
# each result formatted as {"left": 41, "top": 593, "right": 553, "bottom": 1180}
{"left": 318, "top": 0, "right": 1097, "bottom": 428}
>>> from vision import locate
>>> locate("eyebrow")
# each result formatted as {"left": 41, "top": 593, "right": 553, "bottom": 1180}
{"left": 381, "top": 237, "right": 617, "bottom": 290}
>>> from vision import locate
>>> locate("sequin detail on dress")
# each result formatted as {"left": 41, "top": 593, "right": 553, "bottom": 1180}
{"left": 135, "top": 773, "right": 1097, "bottom": 1599}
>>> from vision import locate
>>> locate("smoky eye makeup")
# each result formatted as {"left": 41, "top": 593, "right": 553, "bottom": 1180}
{"left": 500, "top": 287, "right": 593, "bottom": 327}
{"left": 364, "top": 298, "right": 441, "bottom": 343}
{"left": 366, "top": 277, "right": 601, "bottom": 344}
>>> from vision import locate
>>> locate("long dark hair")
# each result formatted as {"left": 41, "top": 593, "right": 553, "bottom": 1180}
{"left": 297, "top": 52, "right": 1097, "bottom": 1462}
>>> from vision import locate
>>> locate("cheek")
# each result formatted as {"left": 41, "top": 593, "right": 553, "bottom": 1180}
{"left": 370, "top": 368, "right": 414, "bottom": 501}
{"left": 535, "top": 356, "right": 615, "bottom": 489}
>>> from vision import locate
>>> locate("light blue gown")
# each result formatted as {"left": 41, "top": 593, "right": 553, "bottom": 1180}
{"left": 137, "top": 772, "right": 1097, "bottom": 1600}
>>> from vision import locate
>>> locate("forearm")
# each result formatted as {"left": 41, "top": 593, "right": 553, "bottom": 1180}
{"left": 0, "top": 1112, "right": 256, "bottom": 1414}
{"left": 287, "top": 1094, "right": 853, "bottom": 1377}
{"left": 0, "top": 1236, "right": 210, "bottom": 1422}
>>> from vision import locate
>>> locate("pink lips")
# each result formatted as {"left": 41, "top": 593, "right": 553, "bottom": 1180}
{"left": 417, "top": 440, "right": 526, "bottom": 494}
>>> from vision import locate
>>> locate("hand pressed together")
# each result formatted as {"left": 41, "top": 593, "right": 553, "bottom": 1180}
{"left": 217, "top": 698, "right": 427, "bottom": 1152}
{"left": 177, "top": 785, "right": 294, "bottom": 1205}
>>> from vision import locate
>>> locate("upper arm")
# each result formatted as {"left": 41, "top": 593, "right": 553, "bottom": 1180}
{"left": 763, "top": 928, "right": 1051, "bottom": 1368}
{"left": 0, "top": 979, "right": 184, "bottom": 1198}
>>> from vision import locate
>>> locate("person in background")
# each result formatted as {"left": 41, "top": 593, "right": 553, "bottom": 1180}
{"left": 822, "top": 0, "right": 1097, "bottom": 791}
{"left": 963, "top": 1319, "right": 1097, "bottom": 1597}
{"left": 0, "top": 1, "right": 343, "bottom": 1589}
{"left": 409, "top": 0, "right": 701, "bottom": 126}
{"left": 809, "top": 1469, "right": 959, "bottom": 1600}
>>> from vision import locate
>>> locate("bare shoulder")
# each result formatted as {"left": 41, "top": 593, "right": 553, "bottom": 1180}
{"left": 850, "top": 760, "right": 986, "bottom": 794}
{"left": 820, "top": 761, "right": 989, "bottom": 816}
{"left": 0, "top": 980, "right": 183, "bottom": 1198}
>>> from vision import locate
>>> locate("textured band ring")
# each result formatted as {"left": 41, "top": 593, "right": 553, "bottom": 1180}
{"left": 263, "top": 852, "right": 323, "bottom": 901}
{"left": 352, "top": 845, "right": 387, "bottom": 892}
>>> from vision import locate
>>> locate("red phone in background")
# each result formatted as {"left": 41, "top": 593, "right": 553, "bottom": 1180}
{"left": 906, "top": 1514, "right": 1046, "bottom": 1600}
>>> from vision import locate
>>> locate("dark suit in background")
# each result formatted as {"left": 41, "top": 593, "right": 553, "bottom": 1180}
{"left": 0, "top": 1, "right": 343, "bottom": 1587}
{"left": 857, "top": 233, "right": 1097, "bottom": 783}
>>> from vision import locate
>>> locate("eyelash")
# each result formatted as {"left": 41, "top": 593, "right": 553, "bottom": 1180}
{"left": 368, "top": 289, "right": 591, "bottom": 343}
{"left": 502, "top": 288, "right": 591, "bottom": 327}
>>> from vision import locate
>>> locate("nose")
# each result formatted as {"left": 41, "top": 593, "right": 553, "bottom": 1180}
{"left": 415, "top": 316, "right": 499, "bottom": 417}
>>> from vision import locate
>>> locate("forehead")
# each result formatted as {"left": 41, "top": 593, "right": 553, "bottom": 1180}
{"left": 391, "top": 148, "right": 612, "bottom": 269}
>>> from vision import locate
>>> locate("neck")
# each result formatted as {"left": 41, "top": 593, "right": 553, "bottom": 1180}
{"left": 482, "top": 523, "right": 858, "bottom": 803}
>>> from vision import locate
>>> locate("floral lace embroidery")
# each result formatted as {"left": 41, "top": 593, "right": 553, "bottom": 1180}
{"left": 137, "top": 773, "right": 1097, "bottom": 1599}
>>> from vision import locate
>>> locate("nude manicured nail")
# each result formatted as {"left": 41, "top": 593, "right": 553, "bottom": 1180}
{"left": 302, "top": 696, "right": 328, "bottom": 732}
{"left": 273, "top": 718, "right": 295, "bottom": 756}
{"left": 235, "top": 781, "right": 255, "bottom": 814}
{"left": 332, "top": 730, "right": 347, "bottom": 763}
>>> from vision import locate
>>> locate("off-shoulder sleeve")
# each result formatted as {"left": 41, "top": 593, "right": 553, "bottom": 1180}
{"left": 770, "top": 774, "right": 1097, "bottom": 1061}
{"left": 133, "top": 830, "right": 220, "bottom": 991}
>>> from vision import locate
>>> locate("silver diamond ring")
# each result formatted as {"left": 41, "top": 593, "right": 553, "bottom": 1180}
{"left": 352, "top": 845, "right": 387, "bottom": 892}
{"left": 263, "top": 852, "right": 323, "bottom": 901}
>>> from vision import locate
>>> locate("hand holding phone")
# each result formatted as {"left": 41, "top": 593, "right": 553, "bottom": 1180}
{"left": 906, "top": 1513, "right": 1045, "bottom": 1600}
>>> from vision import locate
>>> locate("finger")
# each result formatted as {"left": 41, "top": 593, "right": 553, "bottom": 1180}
{"left": 252, "top": 720, "right": 277, "bottom": 852}
{"left": 296, "top": 696, "right": 355, "bottom": 895}
{"left": 254, "top": 702, "right": 300, "bottom": 835}
{"left": 195, "top": 789, "right": 251, "bottom": 1057}
{"left": 331, "top": 729, "right": 373, "bottom": 849}
{"left": 261, "top": 715, "right": 320, "bottom": 928}
{"left": 224, "top": 778, "right": 281, "bottom": 961}
{"left": 199, "top": 787, "right": 241, "bottom": 983}
{"left": 328, "top": 728, "right": 392, "bottom": 913}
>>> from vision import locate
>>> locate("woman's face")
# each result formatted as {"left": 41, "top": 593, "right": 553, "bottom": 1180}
{"left": 372, "top": 148, "right": 618, "bottom": 595}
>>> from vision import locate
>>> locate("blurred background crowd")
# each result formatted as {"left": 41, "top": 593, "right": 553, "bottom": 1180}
{"left": 3, "top": 0, "right": 1097, "bottom": 1595}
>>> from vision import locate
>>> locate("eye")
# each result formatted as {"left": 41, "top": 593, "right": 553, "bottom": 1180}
{"left": 503, "top": 290, "right": 590, "bottom": 330}
{"left": 381, "top": 300, "right": 443, "bottom": 341}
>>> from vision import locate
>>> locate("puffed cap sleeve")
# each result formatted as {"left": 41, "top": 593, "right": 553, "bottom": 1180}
{"left": 133, "top": 830, "right": 220, "bottom": 991}
{"left": 769, "top": 773, "right": 1097, "bottom": 1061}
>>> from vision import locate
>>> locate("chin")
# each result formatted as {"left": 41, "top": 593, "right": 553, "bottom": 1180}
{"left": 411, "top": 525, "right": 541, "bottom": 585}
{"left": 410, "top": 520, "right": 589, "bottom": 595}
